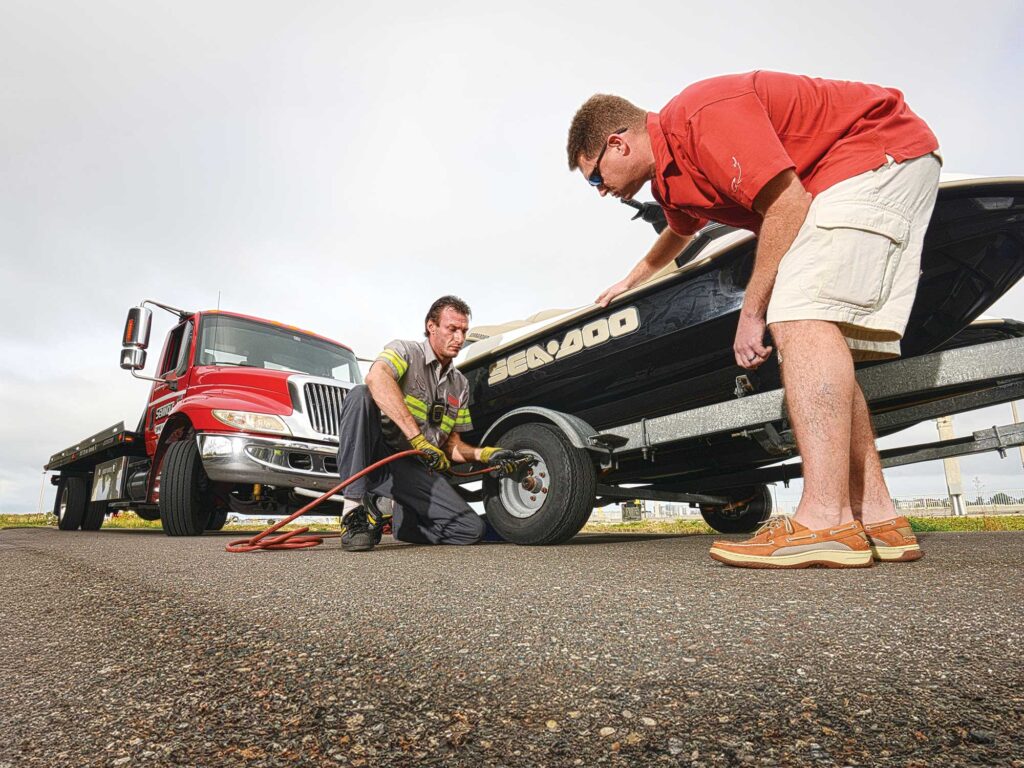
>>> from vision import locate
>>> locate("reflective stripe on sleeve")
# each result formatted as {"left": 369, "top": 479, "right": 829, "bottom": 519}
{"left": 378, "top": 349, "right": 408, "bottom": 378}
{"left": 403, "top": 394, "right": 428, "bottom": 420}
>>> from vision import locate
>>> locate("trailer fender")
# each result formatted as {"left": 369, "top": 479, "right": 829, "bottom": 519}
{"left": 481, "top": 407, "right": 598, "bottom": 451}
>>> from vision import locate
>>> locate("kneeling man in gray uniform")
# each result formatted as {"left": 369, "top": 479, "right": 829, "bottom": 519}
{"left": 336, "top": 295, "right": 518, "bottom": 552}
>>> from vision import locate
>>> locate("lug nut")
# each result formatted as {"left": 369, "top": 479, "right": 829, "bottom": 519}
{"left": 541, "top": 488, "right": 548, "bottom": 494}
{"left": 521, "top": 476, "right": 542, "bottom": 493}
{"left": 530, "top": 495, "right": 536, "bottom": 501}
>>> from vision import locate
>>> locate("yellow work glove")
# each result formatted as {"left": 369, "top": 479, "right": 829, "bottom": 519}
{"left": 478, "top": 446, "right": 503, "bottom": 463}
{"left": 410, "top": 433, "right": 450, "bottom": 472}
{"left": 479, "top": 446, "right": 521, "bottom": 479}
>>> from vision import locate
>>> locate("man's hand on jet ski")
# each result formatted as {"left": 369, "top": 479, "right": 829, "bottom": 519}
{"left": 595, "top": 228, "right": 694, "bottom": 307}
{"left": 596, "top": 277, "right": 634, "bottom": 307}
{"left": 733, "top": 311, "right": 774, "bottom": 370}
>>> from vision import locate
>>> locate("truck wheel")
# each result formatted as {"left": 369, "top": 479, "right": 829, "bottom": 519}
{"left": 205, "top": 509, "right": 228, "bottom": 531}
{"left": 700, "top": 485, "right": 772, "bottom": 534}
{"left": 160, "top": 439, "right": 214, "bottom": 536}
{"left": 482, "top": 423, "right": 596, "bottom": 545}
{"left": 55, "top": 477, "right": 89, "bottom": 531}
{"left": 81, "top": 501, "right": 108, "bottom": 531}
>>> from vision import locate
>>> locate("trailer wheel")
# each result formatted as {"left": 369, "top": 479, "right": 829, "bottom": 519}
{"left": 700, "top": 485, "right": 772, "bottom": 533}
{"left": 160, "top": 439, "right": 214, "bottom": 536}
{"left": 81, "top": 501, "right": 108, "bottom": 531}
{"left": 205, "top": 508, "right": 228, "bottom": 531}
{"left": 482, "top": 423, "right": 596, "bottom": 545}
{"left": 55, "top": 477, "right": 89, "bottom": 531}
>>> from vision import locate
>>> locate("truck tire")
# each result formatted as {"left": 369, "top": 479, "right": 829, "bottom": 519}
{"left": 55, "top": 477, "right": 89, "bottom": 531}
{"left": 205, "top": 509, "right": 228, "bottom": 531}
{"left": 81, "top": 501, "right": 108, "bottom": 531}
{"left": 700, "top": 484, "right": 772, "bottom": 534}
{"left": 159, "top": 439, "right": 214, "bottom": 536}
{"left": 482, "top": 423, "right": 596, "bottom": 545}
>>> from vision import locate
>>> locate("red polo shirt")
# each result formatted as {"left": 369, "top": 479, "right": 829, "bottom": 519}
{"left": 648, "top": 71, "right": 939, "bottom": 236}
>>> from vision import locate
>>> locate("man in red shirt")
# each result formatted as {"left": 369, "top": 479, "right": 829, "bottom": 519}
{"left": 567, "top": 71, "right": 940, "bottom": 569}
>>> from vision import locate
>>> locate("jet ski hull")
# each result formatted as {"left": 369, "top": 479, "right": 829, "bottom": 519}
{"left": 461, "top": 179, "right": 1024, "bottom": 471}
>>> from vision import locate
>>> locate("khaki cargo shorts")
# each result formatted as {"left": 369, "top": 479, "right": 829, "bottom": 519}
{"left": 766, "top": 152, "right": 942, "bottom": 361}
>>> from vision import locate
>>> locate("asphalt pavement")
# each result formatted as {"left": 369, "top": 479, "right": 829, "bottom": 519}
{"left": 1, "top": 526, "right": 1022, "bottom": 768}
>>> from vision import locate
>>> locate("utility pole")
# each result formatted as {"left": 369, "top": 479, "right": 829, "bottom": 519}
{"left": 1011, "top": 400, "right": 1024, "bottom": 470}
{"left": 936, "top": 416, "right": 966, "bottom": 516}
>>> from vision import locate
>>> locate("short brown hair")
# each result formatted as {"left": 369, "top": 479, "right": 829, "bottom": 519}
{"left": 424, "top": 295, "right": 472, "bottom": 337}
{"left": 566, "top": 94, "right": 647, "bottom": 170}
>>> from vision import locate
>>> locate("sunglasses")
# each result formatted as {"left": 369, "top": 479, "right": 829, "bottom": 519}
{"left": 587, "top": 128, "right": 627, "bottom": 186}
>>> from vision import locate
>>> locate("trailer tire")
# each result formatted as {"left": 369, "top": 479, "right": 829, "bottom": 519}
{"left": 81, "top": 501, "right": 108, "bottom": 531}
{"left": 160, "top": 439, "right": 213, "bottom": 536}
{"left": 700, "top": 484, "right": 772, "bottom": 533}
{"left": 205, "top": 508, "right": 228, "bottom": 531}
{"left": 55, "top": 477, "right": 89, "bottom": 531}
{"left": 482, "top": 423, "right": 596, "bottom": 545}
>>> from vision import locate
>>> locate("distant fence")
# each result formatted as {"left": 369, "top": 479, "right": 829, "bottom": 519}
{"left": 774, "top": 490, "right": 1024, "bottom": 517}
{"left": 591, "top": 490, "right": 1024, "bottom": 521}
{"left": 889, "top": 490, "right": 1024, "bottom": 517}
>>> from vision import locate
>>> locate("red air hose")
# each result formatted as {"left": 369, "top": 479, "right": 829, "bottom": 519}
{"left": 225, "top": 450, "right": 498, "bottom": 553}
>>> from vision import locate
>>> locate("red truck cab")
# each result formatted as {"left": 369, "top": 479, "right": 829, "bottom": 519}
{"left": 46, "top": 301, "right": 360, "bottom": 535}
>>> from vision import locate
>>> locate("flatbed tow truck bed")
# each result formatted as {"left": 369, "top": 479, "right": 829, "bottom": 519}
{"left": 45, "top": 422, "right": 147, "bottom": 474}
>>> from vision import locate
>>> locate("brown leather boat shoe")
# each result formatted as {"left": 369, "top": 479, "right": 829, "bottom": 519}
{"left": 709, "top": 517, "right": 873, "bottom": 569}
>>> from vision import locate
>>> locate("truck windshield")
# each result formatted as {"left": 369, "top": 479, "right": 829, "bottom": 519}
{"left": 197, "top": 315, "right": 361, "bottom": 384}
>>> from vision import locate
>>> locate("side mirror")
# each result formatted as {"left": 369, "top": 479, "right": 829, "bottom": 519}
{"left": 120, "top": 347, "right": 147, "bottom": 371}
{"left": 122, "top": 306, "right": 152, "bottom": 350}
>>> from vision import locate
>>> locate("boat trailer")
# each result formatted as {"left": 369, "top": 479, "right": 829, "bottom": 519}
{"left": 462, "top": 336, "right": 1024, "bottom": 541}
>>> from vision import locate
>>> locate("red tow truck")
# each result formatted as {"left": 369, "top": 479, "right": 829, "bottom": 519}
{"left": 44, "top": 300, "right": 360, "bottom": 535}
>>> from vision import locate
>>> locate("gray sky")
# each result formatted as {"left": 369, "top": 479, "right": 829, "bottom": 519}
{"left": 3, "top": 0, "right": 1024, "bottom": 514}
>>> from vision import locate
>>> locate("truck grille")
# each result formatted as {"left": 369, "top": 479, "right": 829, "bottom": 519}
{"left": 303, "top": 383, "right": 348, "bottom": 436}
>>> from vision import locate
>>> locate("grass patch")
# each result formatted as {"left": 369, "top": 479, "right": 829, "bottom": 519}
{"left": 0, "top": 513, "right": 54, "bottom": 529}
{"left": 100, "top": 514, "right": 163, "bottom": 529}
{"left": 906, "top": 514, "right": 1024, "bottom": 532}
{"left": 584, "top": 519, "right": 715, "bottom": 535}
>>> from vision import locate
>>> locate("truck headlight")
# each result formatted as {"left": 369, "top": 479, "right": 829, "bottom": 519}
{"left": 212, "top": 409, "right": 291, "bottom": 435}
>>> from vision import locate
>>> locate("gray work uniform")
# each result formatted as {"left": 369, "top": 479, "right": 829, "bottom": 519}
{"left": 334, "top": 339, "right": 483, "bottom": 545}
{"left": 375, "top": 338, "right": 473, "bottom": 449}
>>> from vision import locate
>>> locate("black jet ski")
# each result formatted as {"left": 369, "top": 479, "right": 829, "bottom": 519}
{"left": 459, "top": 176, "right": 1024, "bottom": 449}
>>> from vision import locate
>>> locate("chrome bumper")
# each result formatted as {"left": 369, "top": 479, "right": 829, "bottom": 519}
{"left": 196, "top": 433, "right": 341, "bottom": 492}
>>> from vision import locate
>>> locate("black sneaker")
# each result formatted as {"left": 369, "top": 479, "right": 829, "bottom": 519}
{"left": 341, "top": 504, "right": 376, "bottom": 552}
{"left": 364, "top": 493, "right": 391, "bottom": 545}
